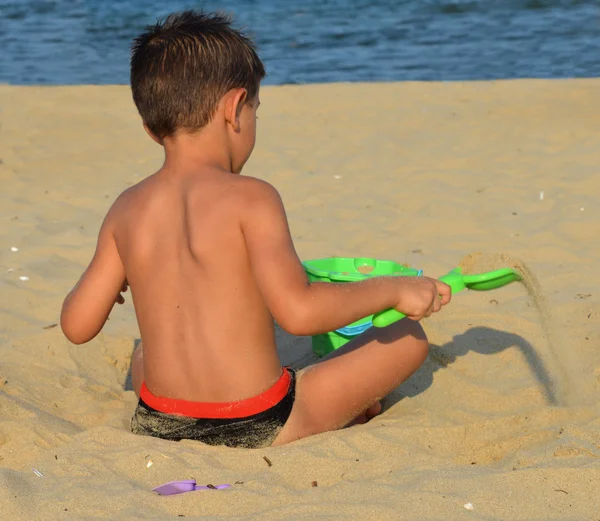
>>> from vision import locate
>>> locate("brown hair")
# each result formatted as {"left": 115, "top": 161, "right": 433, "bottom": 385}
{"left": 130, "top": 10, "right": 266, "bottom": 139}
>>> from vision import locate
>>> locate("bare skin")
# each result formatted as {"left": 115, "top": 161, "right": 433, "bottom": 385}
{"left": 61, "top": 85, "right": 451, "bottom": 444}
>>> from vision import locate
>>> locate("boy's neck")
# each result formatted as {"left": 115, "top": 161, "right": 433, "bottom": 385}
{"left": 161, "top": 130, "right": 237, "bottom": 176}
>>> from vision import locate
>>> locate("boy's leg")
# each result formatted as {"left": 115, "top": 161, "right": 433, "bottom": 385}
{"left": 131, "top": 342, "right": 144, "bottom": 398}
{"left": 272, "top": 318, "right": 428, "bottom": 446}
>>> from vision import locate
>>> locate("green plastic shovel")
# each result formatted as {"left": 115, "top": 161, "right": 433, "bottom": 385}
{"left": 372, "top": 267, "right": 522, "bottom": 328}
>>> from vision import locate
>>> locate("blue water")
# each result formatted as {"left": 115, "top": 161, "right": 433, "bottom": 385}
{"left": 0, "top": 0, "right": 598, "bottom": 85}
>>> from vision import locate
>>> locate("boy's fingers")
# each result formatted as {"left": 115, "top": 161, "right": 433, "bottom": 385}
{"left": 116, "top": 294, "right": 125, "bottom": 304}
{"left": 423, "top": 303, "right": 432, "bottom": 318}
{"left": 435, "top": 281, "right": 452, "bottom": 305}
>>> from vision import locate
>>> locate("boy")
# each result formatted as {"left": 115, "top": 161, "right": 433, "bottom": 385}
{"left": 61, "top": 11, "right": 451, "bottom": 449}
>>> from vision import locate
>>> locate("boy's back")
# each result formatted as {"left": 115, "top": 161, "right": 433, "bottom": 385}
{"left": 114, "top": 168, "right": 282, "bottom": 402}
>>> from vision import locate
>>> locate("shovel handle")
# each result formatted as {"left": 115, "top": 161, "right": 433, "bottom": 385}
{"left": 371, "top": 269, "right": 425, "bottom": 327}
{"left": 372, "top": 269, "right": 466, "bottom": 328}
{"left": 372, "top": 308, "right": 407, "bottom": 328}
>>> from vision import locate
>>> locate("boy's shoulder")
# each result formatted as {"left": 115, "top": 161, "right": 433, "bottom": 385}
{"left": 99, "top": 178, "right": 151, "bottom": 232}
{"left": 233, "top": 175, "right": 282, "bottom": 205}
{"left": 109, "top": 181, "right": 145, "bottom": 213}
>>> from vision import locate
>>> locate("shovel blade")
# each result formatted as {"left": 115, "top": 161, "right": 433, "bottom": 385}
{"left": 372, "top": 267, "right": 521, "bottom": 328}
{"left": 462, "top": 268, "right": 521, "bottom": 291}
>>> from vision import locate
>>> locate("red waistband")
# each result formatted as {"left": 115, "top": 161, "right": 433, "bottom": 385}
{"left": 140, "top": 368, "right": 291, "bottom": 419}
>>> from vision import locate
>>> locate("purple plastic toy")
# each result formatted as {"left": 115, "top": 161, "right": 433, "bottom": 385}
{"left": 153, "top": 479, "right": 231, "bottom": 496}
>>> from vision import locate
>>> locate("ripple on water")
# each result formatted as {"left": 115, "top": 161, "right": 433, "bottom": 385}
{"left": 0, "top": 0, "right": 598, "bottom": 84}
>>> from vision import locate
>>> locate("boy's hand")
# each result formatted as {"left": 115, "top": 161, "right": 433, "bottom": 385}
{"left": 116, "top": 280, "right": 128, "bottom": 305}
{"left": 395, "top": 277, "right": 451, "bottom": 321}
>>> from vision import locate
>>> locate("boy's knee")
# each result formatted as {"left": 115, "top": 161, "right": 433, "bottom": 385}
{"left": 393, "top": 318, "right": 429, "bottom": 364}
{"left": 387, "top": 316, "right": 427, "bottom": 342}
{"left": 407, "top": 318, "right": 428, "bottom": 342}
{"left": 411, "top": 322, "right": 429, "bottom": 360}
{"left": 415, "top": 335, "right": 430, "bottom": 365}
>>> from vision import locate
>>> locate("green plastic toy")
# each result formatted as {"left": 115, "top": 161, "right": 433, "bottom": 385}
{"left": 372, "top": 267, "right": 522, "bottom": 327}
{"left": 302, "top": 257, "right": 419, "bottom": 357}
{"left": 302, "top": 257, "right": 420, "bottom": 283}
{"left": 302, "top": 257, "right": 522, "bottom": 357}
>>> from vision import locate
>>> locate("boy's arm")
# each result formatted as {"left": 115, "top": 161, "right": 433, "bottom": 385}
{"left": 240, "top": 179, "right": 450, "bottom": 336}
{"left": 60, "top": 213, "right": 126, "bottom": 344}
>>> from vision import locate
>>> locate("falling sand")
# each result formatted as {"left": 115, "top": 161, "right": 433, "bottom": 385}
{"left": 459, "top": 253, "right": 589, "bottom": 406}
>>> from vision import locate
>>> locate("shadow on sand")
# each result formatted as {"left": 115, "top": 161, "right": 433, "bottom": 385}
{"left": 277, "top": 325, "right": 558, "bottom": 407}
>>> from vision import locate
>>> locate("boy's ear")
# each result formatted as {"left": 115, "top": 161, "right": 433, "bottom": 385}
{"left": 224, "top": 88, "right": 248, "bottom": 132}
{"left": 143, "top": 124, "right": 163, "bottom": 145}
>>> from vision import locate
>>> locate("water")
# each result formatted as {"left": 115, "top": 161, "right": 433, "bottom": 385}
{"left": 0, "top": 0, "right": 598, "bottom": 85}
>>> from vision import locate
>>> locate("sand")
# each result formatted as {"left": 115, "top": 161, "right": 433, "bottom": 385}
{"left": 458, "top": 252, "right": 588, "bottom": 408}
{"left": 1, "top": 80, "right": 599, "bottom": 520}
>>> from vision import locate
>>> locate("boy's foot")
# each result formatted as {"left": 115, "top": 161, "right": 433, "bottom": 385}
{"left": 347, "top": 401, "right": 382, "bottom": 426}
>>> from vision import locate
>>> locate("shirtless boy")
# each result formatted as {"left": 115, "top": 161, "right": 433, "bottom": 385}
{"left": 60, "top": 11, "right": 451, "bottom": 448}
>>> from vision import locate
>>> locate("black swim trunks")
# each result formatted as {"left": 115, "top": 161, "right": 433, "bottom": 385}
{"left": 131, "top": 368, "right": 296, "bottom": 449}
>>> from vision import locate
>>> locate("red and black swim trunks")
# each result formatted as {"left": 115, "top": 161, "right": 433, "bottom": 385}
{"left": 131, "top": 367, "right": 296, "bottom": 449}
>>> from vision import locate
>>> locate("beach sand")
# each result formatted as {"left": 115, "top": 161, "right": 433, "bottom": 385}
{"left": 0, "top": 80, "right": 598, "bottom": 520}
